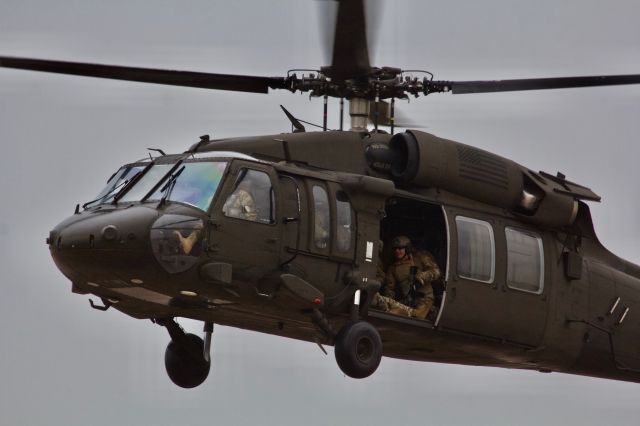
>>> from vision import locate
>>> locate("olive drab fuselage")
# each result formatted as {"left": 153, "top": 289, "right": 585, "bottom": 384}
{"left": 5, "top": 0, "right": 640, "bottom": 388}
{"left": 49, "top": 130, "right": 640, "bottom": 384}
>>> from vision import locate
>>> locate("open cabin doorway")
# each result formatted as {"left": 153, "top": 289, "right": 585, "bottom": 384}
{"left": 375, "top": 194, "right": 449, "bottom": 324}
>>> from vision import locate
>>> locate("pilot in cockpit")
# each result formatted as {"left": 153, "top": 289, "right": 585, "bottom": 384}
{"left": 223, "top": 177, "right": 258, "bottom": 222}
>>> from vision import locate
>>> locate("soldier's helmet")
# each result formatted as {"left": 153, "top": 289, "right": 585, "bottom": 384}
{"left": 391, "top": 235, "right": 412, "bottom": 250}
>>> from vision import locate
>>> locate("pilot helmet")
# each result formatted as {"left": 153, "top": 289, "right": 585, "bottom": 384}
{"left": 391, "top": 235, "right": 412, "bottom": 250}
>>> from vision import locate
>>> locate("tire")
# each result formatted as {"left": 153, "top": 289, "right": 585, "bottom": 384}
{"left": 334, "top": 321, "right": 382, "bottom": 379}
{"left": 165, "top": 333, "right": 211, "bottom": 388}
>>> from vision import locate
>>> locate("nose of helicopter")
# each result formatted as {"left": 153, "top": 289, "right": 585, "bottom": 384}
{"left": 48, "top": 206, "right": 160, "bottom": 283}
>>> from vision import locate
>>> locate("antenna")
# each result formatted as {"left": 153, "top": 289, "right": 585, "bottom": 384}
{"left": 280, "top": 105, "right": 306, "bottom": 133}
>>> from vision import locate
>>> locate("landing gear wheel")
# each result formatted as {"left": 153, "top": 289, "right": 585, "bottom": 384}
{"left": 334, "top": 321, "right": 382, "bottom": 379}
{"left": 165, "top": 333, "right": 211, "bottom": 388}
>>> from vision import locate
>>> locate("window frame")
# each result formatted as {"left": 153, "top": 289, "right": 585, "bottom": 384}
{"left": 504, "top": 226, "right": 545, "bottom": 295}
{"left": 455, "top": 216, "right": 496, "bottom": 284}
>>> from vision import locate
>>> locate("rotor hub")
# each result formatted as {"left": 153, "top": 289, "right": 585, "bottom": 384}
{"left": 287, "top": 67, "right": 448, "bottom": 101}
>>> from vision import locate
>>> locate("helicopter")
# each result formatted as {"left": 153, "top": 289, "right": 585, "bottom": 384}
{"left": 2, "top": 0, "right": 640, "bottom": 389}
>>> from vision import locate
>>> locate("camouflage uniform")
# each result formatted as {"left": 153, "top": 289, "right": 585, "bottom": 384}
{"left": 223, "top": 188, "right": 257, "bottom": 221}
{"left": 370, "top": 241, "right": 416, "bottom": 316}
{"left": 384, "top": 250, "right": 441, "bottom": 319}
{"left": 371, "top": 293, "right": 415, "bottom": 317}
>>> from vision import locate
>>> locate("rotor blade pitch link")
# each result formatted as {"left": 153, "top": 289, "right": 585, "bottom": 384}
{"left": 373, "top": 80, "right": 380, "bottom": 131}
{"left": 323, "top": 95, "right": 328, "bottom": 131}
{"left": 390, "top": 97, "right": 395, "bottom": 135}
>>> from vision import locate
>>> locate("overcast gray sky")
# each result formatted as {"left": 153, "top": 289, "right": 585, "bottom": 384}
{"left": 1, "top": 1, "right": 640, "bottom": 425}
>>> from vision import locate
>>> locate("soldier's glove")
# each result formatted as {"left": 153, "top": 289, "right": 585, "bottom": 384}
{"left": 416, "top": 271, "right": 430, "bottom": 285}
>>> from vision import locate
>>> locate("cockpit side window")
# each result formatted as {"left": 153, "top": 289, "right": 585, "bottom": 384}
{"left": 222, "top": 169, "right": 275, "bottom": 224}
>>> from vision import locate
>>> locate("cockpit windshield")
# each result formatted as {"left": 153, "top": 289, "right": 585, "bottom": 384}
{"left": 150, "top": 161, "right": 227, "bottom": 210}
{"left": 84, "top": 164, "right": 147, "bottom": 209}
{"left": 119, "top": 160, "right": 228, "bottom": 212}
{"left": 119, "top": 164, "right": 173, "bottom": 203}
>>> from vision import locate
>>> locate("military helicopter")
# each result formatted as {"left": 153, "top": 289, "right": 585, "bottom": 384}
{"left": 2, "top": 0, "right": 640, "bottom": 389}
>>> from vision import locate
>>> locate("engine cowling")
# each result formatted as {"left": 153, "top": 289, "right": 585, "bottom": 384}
{"left": 383, "top": 130, "right": 595, "bottom": 228}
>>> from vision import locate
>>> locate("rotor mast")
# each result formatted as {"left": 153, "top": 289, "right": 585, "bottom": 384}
{"left": 349, "top": 98, "right": 369, "bottom": 131}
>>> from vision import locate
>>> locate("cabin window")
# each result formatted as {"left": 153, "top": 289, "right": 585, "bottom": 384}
{"left": 456, "top": 216, "right": 495, "bottom": 283}
{"left": 312, "top": 185, "right": 330, "bottom": 249}
{"left": 223, "top": 169, "right": 275, "bottom": 224}
{"left": 505, "top": 228, "right": 544, "bottom": 294}
{"left": 335, "top": 191, "right": 352, "bottom": 252}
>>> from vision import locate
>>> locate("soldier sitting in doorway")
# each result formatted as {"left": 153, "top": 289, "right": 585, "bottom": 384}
{"left": 371, "top": 239, "right": 422, "bottom": 318}
{"left": 382, "top": 235, "right": 441, "bottom": 320}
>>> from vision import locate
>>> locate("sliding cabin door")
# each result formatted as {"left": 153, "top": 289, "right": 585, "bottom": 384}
{"left": 438, "top": 209, "right": 549, "bottom": 347}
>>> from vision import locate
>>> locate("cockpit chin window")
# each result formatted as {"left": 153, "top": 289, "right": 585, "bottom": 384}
{"left": 150, "top": 215, "right": 204, "bottom": 273}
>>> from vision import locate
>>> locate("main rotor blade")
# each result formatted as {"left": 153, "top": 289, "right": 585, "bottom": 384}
{"left": 329, "top": 0, "right": 371, "bottom": 81}
{"left": 0, "top": 56, "right": 288, "bottom": 94}
{"left": 444, "top": 75, "right": 640, "bottom": 94}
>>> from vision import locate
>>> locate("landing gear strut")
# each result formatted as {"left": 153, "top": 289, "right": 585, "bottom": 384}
{"left": 158, "top": 319, "right": 213, "bottom": 388}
